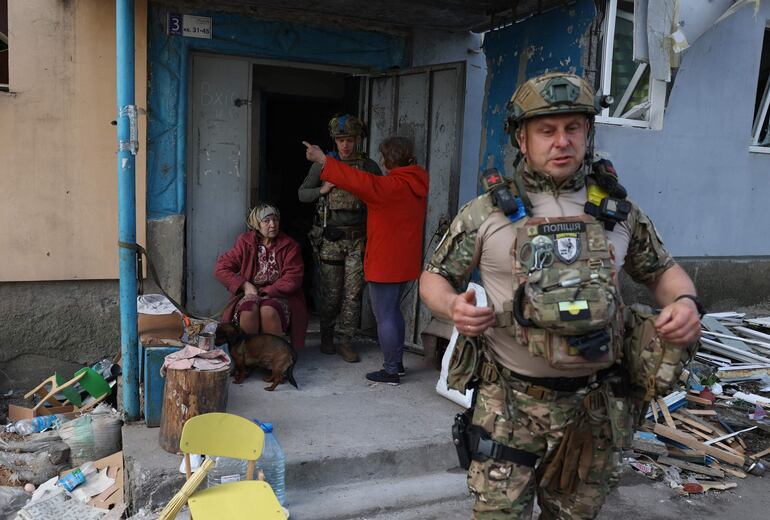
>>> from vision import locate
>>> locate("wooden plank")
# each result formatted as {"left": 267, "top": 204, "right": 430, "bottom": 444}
{"left": 657, "top": 456, "right": 724, "bottom": 478}
{"left": 649, "top": 400, "right": 660, "bottom": 423}
{"left": 653, "top": 424, "right": 745, "bottom": 467}
{"left": 679, "top": 425, "right": 744, "bottom": 455}
{"left": 686, "top": 395, "right": 713, "bottom": 405}
{"left": 712, "top": 462, "right": 747, "bottom": 479}
{"left": 657, "top": 399, "right": 677, "bottom": 429}
{"left": 752, "top": 446, "right": 770, "bottom": 460}
{"left": 688, "top": 409, "right": 718, "bottom": 416}
{"left": 672, "top": 412, "right": 713, "bottom": 433}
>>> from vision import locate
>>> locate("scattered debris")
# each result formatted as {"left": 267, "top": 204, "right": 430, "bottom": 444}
{"left": 624, "top": 311, "right": 770, "bottom": 499}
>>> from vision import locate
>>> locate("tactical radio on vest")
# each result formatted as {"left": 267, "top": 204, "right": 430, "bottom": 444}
{"left": 583, "top": 159, "right": 631, "bottom": 231}
{"left": 480, "top": 168, "right": 527, "bottom": 222}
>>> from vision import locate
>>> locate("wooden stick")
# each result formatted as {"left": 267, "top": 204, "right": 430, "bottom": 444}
{"left": 657, "top": 399, "right": 677, "bottom": 429}
{"left": 751, "top": 446, "right": 770, "bottom": 460}
{"left": 657, "top": 456, "right": 724, "bottom": 478}
{"left": 653, "top": 424, "right": 745, "bottom": 467}
{"left": 672, "top": 412, "right": 713, "bottom": 433}
{"left": 686, "top": 395, "right": 713, "bottom": 405}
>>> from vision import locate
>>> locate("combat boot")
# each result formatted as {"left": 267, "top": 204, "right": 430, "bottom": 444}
{"left": 320, "top": 329, "right": 336, "bottom": 355}
{"left": 337, "top": 338, "right": 360, "bottom": 363}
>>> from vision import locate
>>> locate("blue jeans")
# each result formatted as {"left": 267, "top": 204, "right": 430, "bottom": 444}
{"left": 368, "top": 281, "right": 406, "bottom": 375}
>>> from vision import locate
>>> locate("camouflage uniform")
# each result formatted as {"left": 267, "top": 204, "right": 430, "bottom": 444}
{"left": 426, "top": 73, "right": 674, "bottom": 519}
{"left": 298, "top": 150, "right": 381, "bottom": 360}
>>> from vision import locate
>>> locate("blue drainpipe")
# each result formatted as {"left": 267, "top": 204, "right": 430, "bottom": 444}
{"left": 116, "top": 0, "right": 139, "bottom": 421}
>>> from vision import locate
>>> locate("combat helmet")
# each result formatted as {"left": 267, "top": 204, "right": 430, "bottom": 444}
{"left": 505, "top": 72, "right": 607, "bottom": 144}
{"left": 328, "top": 114, "right": 367, "bottom": 138}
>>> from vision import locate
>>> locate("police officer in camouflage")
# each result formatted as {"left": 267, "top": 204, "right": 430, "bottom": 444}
{"left": 419, "top": 73, "right": 702, "bottom": 519}
{"left": 298, "top": 115, "right": 382, "bottom": 362}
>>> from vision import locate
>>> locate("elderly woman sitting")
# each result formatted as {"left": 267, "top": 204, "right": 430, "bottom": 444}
{"left": 214, "top": 203, "right": 308, "bottom": 348}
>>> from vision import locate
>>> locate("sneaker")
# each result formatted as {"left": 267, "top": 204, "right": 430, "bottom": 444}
{"left": 366, "top": 369, "right": 400, "bottom": 386}
{"left": 383, "top": 363, "right": 406, "bottom": 376}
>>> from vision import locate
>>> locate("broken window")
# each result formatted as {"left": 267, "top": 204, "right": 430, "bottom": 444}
{"left": 751, "top": 26, "right": 770, "bottom": 151}
{"left": 0, "top": 0, "right": 7, "bottom": 91}
{"left": 597, "top": 0, "right": 666, "bottom": 129}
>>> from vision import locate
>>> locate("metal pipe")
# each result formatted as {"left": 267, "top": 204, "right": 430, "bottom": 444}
{"left": 116, "top": 0, "right": 139, "bottom": 420}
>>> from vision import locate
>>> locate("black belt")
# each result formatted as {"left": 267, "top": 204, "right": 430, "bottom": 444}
{"left": 503, "top": 369, "right": 592, "bottom": 392}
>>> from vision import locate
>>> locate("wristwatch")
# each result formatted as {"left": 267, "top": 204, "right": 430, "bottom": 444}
{"left": 674, "top": 294, "right": 706, "bottom": 317}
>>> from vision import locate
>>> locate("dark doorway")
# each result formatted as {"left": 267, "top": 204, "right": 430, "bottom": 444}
{"left": 252, "top": 65, "right": 359, "bottom": 311}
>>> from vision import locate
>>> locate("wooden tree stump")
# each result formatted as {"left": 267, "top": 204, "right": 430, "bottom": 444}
{"left": 159, "top": 366, "right": 229, "bottom": 453}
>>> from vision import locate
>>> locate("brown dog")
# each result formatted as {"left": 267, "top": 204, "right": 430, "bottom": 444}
{"left": 214, "top": 322, "right": 298, "bottom": 391}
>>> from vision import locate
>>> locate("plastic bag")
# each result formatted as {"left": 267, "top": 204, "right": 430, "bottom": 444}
{"left": 57, "top": 405, "right": 123, "bottom": 466}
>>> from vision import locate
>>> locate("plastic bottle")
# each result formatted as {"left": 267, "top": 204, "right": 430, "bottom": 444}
{"left": 13, "top": 414, "right": 68, "bottom": 435}
{"left": 206, "top": 456, "right": 248, "bottom": 488}
{"left": 255, "top": 421, "right": 286, "bottom": 505}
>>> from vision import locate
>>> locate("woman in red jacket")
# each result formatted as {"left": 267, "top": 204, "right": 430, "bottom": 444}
{"left": 304, "top": 136, "right": 428, "bottom": 385}
{"left": 214, "top": 203, "right": 308, "bottom": 348}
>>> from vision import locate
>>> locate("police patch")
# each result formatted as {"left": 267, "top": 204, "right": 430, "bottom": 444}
{"left": 554, "top": 233, "right": 580, "bottom": 264}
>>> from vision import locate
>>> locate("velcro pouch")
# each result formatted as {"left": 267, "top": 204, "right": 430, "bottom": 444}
{"left": 446, "top": 335, "right": 482, "bottom": 392}
{"left": 623, "top": 304, "right": 698, "bottom": 400}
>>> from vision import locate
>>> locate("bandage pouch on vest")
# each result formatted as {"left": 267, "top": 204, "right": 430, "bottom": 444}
{"left": 512, "top": 216, "right": 621, "bottom": 370}
{"left": 447, "top": 335, "right": 482, "bottom": 393}
{"left": 623, "top": 304, "right": 698, "bottom": 401}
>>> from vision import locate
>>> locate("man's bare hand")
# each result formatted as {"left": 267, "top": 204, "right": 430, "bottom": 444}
{"left": 303, "top": 141, "right": 326, "bottom": 165}
{"left": 319, "top": 181, "right": 335, "bottom": 194}
{"left": 451, "top": 289, "right": 496, "bottom": 337}
{"left": 655, "top": 298, "right": 701, "bottom": 346}
{"left": 242, "top": 281, "right": 259, "bottom": 296}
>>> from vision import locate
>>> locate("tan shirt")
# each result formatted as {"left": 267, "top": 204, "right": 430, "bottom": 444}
{"left": 426, "top": 179, "right": 674, "bottom": 378}
{"left": 474, "top": 187, "right": 631, "bottom": 377}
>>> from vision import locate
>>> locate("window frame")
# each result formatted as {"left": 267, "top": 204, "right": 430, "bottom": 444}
{"left": 595, "top": 0, "right": 667, "bottom": 130}
{"left": 749, "top": 24, "right": 770, "bottom": 153}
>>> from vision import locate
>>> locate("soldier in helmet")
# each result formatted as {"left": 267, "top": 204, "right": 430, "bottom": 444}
{"left": 419, "top": 72, "right": 702, "bottom": 518}
{"left": 298, "top": 114, "right": 382, "bottom": 362}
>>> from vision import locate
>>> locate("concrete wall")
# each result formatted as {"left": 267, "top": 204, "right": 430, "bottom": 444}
{"left": 0, "top": 0, "right": 148, "bottom": 281}
{"left": 0, "top": 1, "right": 147, "bottom": 390}
{"left": 0, "top": 280, "right": 119, "bottom": 393}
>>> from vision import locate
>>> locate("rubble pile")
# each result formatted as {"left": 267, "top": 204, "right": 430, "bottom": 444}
{"left": 627, "top": 312, "right": 770, "bottom": 496}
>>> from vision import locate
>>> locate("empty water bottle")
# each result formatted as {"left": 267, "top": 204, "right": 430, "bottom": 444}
{"left": 12, "top": 414, "right": 68, "bottom": 435}
{"left": 206, "top": 456, "right": 248, "bottom": 489}
{"left": 255, "top": 421, "right": 286, "bottom": 505}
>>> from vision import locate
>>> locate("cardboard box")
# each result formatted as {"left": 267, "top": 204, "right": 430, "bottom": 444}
{"left": 8, "top": 403, "right": 78, "bottom": 422}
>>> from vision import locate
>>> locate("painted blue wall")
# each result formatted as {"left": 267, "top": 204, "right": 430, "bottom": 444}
{"left": 479, "top": 1, "right": 596, "bottom": 186}
{"left": 595, "top": 5, "right": 770, "bottom": 257}
{"left": 146, "top": 4, "right": 406, "bottom": 219}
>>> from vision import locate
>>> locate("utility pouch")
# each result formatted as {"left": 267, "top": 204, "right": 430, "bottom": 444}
{"left": 322, "top": 225, "right": 345, "bottom": 242}
{"left": 623, "top": 304, "right": 699, "bottom": 401}
{"left": 605, "top": 392, "right": 633, "bottom": 449}
{"left": 308, "top": 225, "right": 323, "bottom": 261}
{"left": 452, "top": 408, "right": 474, "bottom": 470}
{"left": 446, "top": 335, "right": 482, "bottom": 392}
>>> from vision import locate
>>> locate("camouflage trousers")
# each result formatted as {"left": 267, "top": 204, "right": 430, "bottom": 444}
{"left": 468, "top": 375, "right": 618, "bottom": 520}
{"left": 318, "top": 236, "right": 364, "bottom": 339}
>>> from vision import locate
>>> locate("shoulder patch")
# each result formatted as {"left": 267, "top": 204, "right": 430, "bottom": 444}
{"left": 457, "top": 193, "right": 497, "bottom": 233}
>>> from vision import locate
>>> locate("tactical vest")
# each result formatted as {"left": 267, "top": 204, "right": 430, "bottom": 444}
{"left": 492, "top": 162, "right": 627, "bottom": 371}
{"left": 324, "top": 154, "right": 368, "bottom": 212}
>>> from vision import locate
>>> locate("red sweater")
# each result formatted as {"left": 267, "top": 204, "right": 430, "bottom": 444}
{"left": 321, "top": 157, "right": 429, "bottom": 282}
{"left": 214, "top": 231, "right": 308, "bottom": 348}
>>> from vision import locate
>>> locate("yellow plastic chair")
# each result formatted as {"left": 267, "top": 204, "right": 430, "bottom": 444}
{"left": 177, "top": 412, "right": 285, "bottom": 520}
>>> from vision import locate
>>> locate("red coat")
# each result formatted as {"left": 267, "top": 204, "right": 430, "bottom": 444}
{"left": 214, "top": 231, "right": 308, "bottom": 348}
{"left": 321, "top": 157, "right": 429, "bottom": 282}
